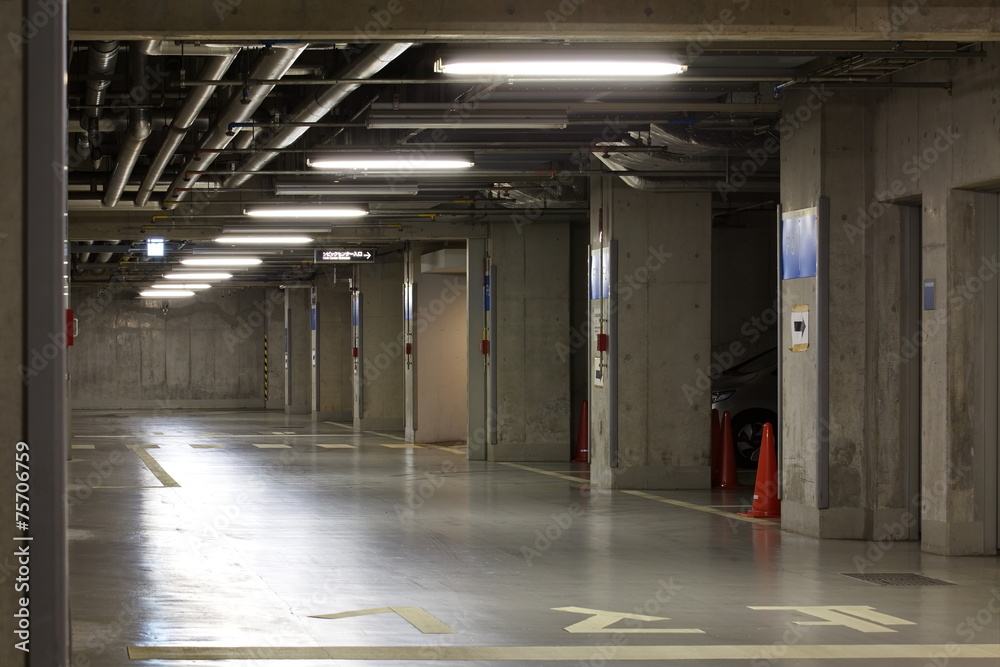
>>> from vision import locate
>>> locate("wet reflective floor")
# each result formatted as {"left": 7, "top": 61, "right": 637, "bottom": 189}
{"left": 70, "top": 410, "right": 999, "bottom": 666}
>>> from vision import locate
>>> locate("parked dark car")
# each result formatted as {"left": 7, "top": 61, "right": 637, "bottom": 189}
{"left": 711, "top": 347, "right": 778, "bottom": 469}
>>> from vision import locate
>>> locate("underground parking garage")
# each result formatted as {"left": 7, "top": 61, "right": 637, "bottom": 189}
{"left": 1, "top": 1, "right": 999, "bottom": 664}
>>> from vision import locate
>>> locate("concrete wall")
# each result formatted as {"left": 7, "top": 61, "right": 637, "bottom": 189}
{"left": 70, "top": 286, "right": 269, "bottom": 409}
{"left": 590, "top": 182, "right": 712, "bottom": 489}
{"left": 315, "top": 278, "right": 353, "bottom": 420}
{"left": 265, "top": 288, "right": 285, "bottom": 409}
{"left": 414, "top": 272, "right": 468, "bottom": 443}
{"left": 780, "top": 47, "right": 1000, "bottom": 554}
{"left": 357, "top": 253, "right": 405, "bottom": 430}
{"left": 490, "top": 222, "right": 571, "bottom": 461}
{"left": 284, "top": 287, "right": 311, "bottom": 414}
{"left": 871, "top": 52, "right": 1000, "bottom": 555}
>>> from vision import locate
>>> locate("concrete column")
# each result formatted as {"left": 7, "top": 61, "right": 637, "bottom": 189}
{"left": 314, "top": 279, "right": 353, "bottom": 421}
{"left": 467, "top": 239, "right": 488, "bottom": 460}
{"left": 284, "top": 287, "right": 311, "bottom": 414}
{"left": 779, "top": 89, "right": 914, "bottom": 540}
{"left": 589, "top": 182, "right": 711, "bottom": 489}
{"left": 488, "top": 222, "right": 571, "bottom": 461}
{"left": 265, "top": 288, "right": 285, "bottom": 409}
{"left": 0, "top": 0, "right": 68, "bottom": 662}
{"left": 356, "top": 254, "right": 405, "bottom": 431}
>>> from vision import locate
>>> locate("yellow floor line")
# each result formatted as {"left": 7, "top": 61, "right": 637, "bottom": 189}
{"left": 253, "top": 444, "right": 291, "bottom": 449}
{"left": 71, "top": 444, "right": 96, "bottom": 450}
{"left": 367, "top": 430, "right": 406, "bottom": 441}
{"left": 623, "top": 491, "right": 775, "bottom": 526}
{"left": 380, "top": 444, "right": 420, "bottom": 449}
{"left": 190, "top": 444, "right": 224, "bottom": 449}
{"left": 422, "top": 445, "right": 467, "bottom": 454}
{"left": 127, "top": 643, "right": 1000, "bottom": 661}
{"left": 125, "top": 445, "right": 180, "bottom": 488}
{"left": 317, "top": 444, "right": 356, "bottom": 449}
{"left": 499, "top": 462, "right": 590, "bottom": 484}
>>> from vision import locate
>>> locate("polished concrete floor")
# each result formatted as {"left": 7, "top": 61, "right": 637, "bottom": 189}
{"left": 69, "top": 410, "right": 999, "bottom": 666}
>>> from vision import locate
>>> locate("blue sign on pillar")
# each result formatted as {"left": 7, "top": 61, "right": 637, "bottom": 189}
{"left": 484, "top": 275, "right": 491, "bottom": 312}
{"left": 781, "top": 210, "right": 819, "bottom": 280}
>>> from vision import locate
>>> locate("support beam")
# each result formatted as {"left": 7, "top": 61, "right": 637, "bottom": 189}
{"left": 68, "top": 1, "right": 1000, "bottom": 41}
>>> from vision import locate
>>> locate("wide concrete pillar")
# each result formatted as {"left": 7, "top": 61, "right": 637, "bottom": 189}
{"left": 0, "top": 0, "right": 68, "bottom": 663}
{"left": 265, "top": 288, "right": 285, "bottom": 409}
{"left": 589, "top": 181, "right": 711, "bottom": 489}
{"left": 779, "top": 89, "right": 913, "bottom": 540}
{"left": 487, "top": 222, "right": 571, "bottom": 461}
{"left": 355, "top": 253, "right": 405, "bottom": 431}
{"left": 314, "top": 279, "right": 353, "bottom": 421}
{"left": 284, "top": 287, "right": 311, "bottom": 414}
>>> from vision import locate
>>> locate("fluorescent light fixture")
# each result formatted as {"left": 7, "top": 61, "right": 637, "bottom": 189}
{"left": 307, "top": 154, "right": 474, "bottom": 171}
{"left": 244, "top": 206, "right": 370, "bottom": 218}
{"left": 274, "top": 183, "right": 420, "bottom": 196}
{"left": 367, "top": 111, "right": 568, "bottom": 130}
{"left": 435, "top": 54, "right": 686, "bottom": 78}
{"left": 163, "top": 272, "right": 233, "bottom": 280}
{"left": 150, "top": 283, "right": 211, "bottom": 290}
{"left": 147, "top": 238, "right": 165, "bottom": 257}
{"left": 180, "top": 257, "right": 263, "bottom": 267}
{"left": 139, "top": 290, "right": 195, "bottom": 298}
{"left": 214, "top": 236, "right": 314, "bottom": 245}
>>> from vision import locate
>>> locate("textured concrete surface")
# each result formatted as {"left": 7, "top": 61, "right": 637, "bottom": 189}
{"left": 315, "top": 279, "right": 352, "bottom": 420}
{"left": 357, "top": 254, "right": 406, "bottom": 431}
{"left": 491, "top": 223, "right": 571, "bottom": 462}
{"left": 284, "top": 287, "right": 311, "bottom": 415}
{"left": 591, "top": 185, "right": 712, "bottom": 490}
{"left": 67, "top": 410, "right": 1000, "bottom": 667}
{"left": 70, "top": 286, "right": 267, "bottom": 409}
{"left": 68, "top": 0, "right": 1000, "bottom": 41}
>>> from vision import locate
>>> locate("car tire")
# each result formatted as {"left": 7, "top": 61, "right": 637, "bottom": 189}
{"left": 730, "top": 409, "right": 778, "bottom": 469}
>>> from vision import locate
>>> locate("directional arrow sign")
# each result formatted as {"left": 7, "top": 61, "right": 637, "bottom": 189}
{"left": 315, "top": 248, "right": 377, "bottom": 264}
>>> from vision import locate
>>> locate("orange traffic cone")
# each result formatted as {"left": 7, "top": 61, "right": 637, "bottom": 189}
{"left": 573, "top": 400, "right": 589, "bottom": 463}
{"left": 740, "top": 422, "right": 780, "bottom": 518}
{"left": 717, "top": 411, "right": 748, "bottom": 489}
{"left": 711, "top": 409, "right": 722, "bottom": 488}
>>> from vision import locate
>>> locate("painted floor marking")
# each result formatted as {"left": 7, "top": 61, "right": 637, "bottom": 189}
{"left": 422, "top": 445, "right": 467, "bottom": 454}
{"left": 253, "top": 444, "right": 292, "bottom": 449}
{"left": 624, "top": 490, "right": 776, "bottom": 526}
{"left": 71, "top": 445, "right": 96, "bottom": 450}
{"left": 500, "top": 462, "right": 591, "bottom": 484}
{"left": 311, "top": 607, "right": 455, "bottom": 634}
{"left": 127, "top": 643, "right": 1000, "bottom": 661}
{"left": 190, "top": 444, "right": 224, "bottom": 449}
{"left": 367, "top": 430, "right": 407, "bottom": 441}
{"left": 317, "top": 444, "right": 356, "bottom": 449}
{"left": 125, "top": 445, "right": 180, "bottom": 488}
{"left": 380, "top": 444, "right": 420, "bottom": 449}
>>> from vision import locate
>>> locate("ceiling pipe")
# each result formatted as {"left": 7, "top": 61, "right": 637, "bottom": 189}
{"left": 81, "top": 41, "right": 120, "bottom": 163}
{"left": 134, "top": 49, "right": 241, "bottom": 207}
{"left": 163, "top": 44, "right": 308, "bottom": 210}
{"left": 222, "top": 42, "right": 412, "bottom": 191}
{"left": 68, "top": 110, "right": 211, "bottom": 134}
{"left": 137, "top": 40, "right": 241, "bottom": 56}
{"left": 103, "top": 43, "right": 155, "bottom": 208}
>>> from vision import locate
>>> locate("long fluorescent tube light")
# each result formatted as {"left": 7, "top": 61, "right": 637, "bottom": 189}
{"left": 215, "top": 236, "right": 314, "bottom": 245}
{"left": 435, "top": 56, "right": 686, "bottom": 78}
{"left": 244, "top": 206, "right": 370, "bottom": 218}
{"left": 222, "top": 226, "right": 331, "bottom": 234}
{"left": 139, "top": 290, "right": 195, "bottom": 298}
{"left": 163, "top": 273, "right": 233, "bottom": 280}
{"left": 180, "top": 257, "right": 263, "bottom": 267}
{"left": 150, "top": 283, "right": 212, "bottom": 290}
{"left": 307, "top": 154, "right": 474, "bottom": 171}
{"left": 274, "top": 183, "right": 420, "bottom": 196}
{"left": 367, "top": 112, "right": 568, "bottom": 130}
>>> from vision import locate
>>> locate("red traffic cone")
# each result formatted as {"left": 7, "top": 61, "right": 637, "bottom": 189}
{"left": 740, "top": 422, "right": 780, "bottom": 518}
{"left": 711, "top": 408, "right": 722, "bottom": 488}
{"left": 717, "top": 411, "right": 748, "bottom": 489}
{"left": 573, "top": 400, "right": 589, "bottom": 463}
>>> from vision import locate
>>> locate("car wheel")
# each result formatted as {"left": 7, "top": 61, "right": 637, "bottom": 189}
{"left": 730, "top": 409, "right": 778, "bottom": 469}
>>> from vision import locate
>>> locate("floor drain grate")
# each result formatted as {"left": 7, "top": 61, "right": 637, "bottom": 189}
{"left": 841, "top": 573, "right": 955, "bottom": 587}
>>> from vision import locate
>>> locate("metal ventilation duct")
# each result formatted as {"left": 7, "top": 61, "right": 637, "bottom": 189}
{"left": 222, "top": 43, "right": 412, "bottom": 191}
{"left": 163, "top": 44, "right": 308, "bottom": 210}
